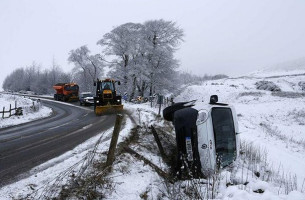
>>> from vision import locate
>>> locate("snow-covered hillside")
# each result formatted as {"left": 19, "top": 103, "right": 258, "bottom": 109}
{"left": 0, "top": 94, "right": 52, "bottom": 128}
{"left": 249, "top": 57, "right": 305, "bottom": 77}
{"left": 175, "top": 73, "right": 305, "bottom": 194}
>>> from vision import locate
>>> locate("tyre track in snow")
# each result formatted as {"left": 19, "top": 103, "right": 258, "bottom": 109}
{"left": 0, "top": 99, "right": 117, "bottom": 187}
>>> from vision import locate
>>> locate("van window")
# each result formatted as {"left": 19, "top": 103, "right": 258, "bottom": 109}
{"left": 211, "top": 107, "right": 236, "bottom": 167}
{"left": 82, "top": 93, "right": 93, "bottom": 98}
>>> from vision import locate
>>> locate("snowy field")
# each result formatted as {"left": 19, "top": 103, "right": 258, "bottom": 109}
{"left": 1, "top": 72, "right": 305, "bottom": 199}
{"left": 175, "top": 73, "right": 305, "bottom": 199}
{"left": 0, "top": 94, "right": 52, "bottom": 128}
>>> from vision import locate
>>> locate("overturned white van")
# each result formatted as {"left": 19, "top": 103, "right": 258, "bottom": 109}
{"left": 163, "top": 95, "right": 240, "bottom": 178}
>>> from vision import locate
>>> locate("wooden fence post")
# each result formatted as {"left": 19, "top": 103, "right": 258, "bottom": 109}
{"left": 2, "top": 107, "right": 4, "bottom": 119}
{"left": 158, "top": 101, "right": 162, "bottom": 117}
{"left": 9, "top": 104, "right": 11, "bottom": 117}
{"left": 151, "top": 125, "right": 166, "bottom": 160}
{"left": 106, "top": 114, "right": 123, "bottom": 168}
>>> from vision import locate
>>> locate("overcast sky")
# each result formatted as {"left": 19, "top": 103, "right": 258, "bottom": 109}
{"left": 1, "top": 0, "right": 305, "bottom": 88}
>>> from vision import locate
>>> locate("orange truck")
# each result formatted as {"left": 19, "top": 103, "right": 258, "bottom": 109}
{"left": 53, "top": 83, "right": 79, "bottom": 101}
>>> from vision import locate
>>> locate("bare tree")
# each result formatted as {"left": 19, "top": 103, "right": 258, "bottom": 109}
{"left": 68, "top": 45, "right": 104, "bottom": 92}
{"left": 97, "top": 20, "right": 184, "bottom": 99}
{"left": 143, "top": 19, "right": 184, "bottom": 96}
{"left": 3, "top": 61, "right": 71, "bottom": 94}
{"left": 97, "top": 22, "right": 144, "bottom": 100}
{"left": 49, "top": 59, "right": 63, "bottom": 87}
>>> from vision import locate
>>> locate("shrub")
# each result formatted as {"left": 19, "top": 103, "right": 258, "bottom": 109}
{"left": 272, "top": 91, "right": 305, "bottom": 98}
{"left": 255, "top": 81, "right": 281, "bottom": 92}
{"left": 238, "top": 92, "right": 263, "bottom": 97}
{"left": 298, "top": 81, "right": 305, "bottom": 91}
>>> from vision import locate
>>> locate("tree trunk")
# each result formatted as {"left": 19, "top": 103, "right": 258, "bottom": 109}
{"left": 140, "top": 81, "right": 146, "bottom": 97}
{"left": 149, "top": 83, "right": 153, "bottom": 96}
{"left": 129, "top": 75, "right": 137, "bottom": 101}
{"left": 136, "top": 81, "right": 141, "bottom": 95}
{"left": 149, "top": 73, "right": 154, "bottom": 96}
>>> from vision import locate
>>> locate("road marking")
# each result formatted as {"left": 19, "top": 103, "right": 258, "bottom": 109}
{"left": 82, "top": 124, "right": 93, "bottom": 130}
{"left": 48, "top": 122, "right": 71, "bottom": 130}
{"left": 0, "top": 123, "right": 96, "bottom": 160}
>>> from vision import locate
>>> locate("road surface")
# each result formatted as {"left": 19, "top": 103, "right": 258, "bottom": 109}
{"left": 0, "top": 99, "right": 116, "bottom": 187}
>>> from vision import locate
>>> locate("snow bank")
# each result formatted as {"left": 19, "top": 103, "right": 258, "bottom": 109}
{"left": 0, "top": 94, "right": 52, "bottom": 128}
{"left": 110, "top": 102, "right": 305, "bottom": 199}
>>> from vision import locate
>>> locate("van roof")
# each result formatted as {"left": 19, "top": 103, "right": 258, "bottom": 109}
{"left": 192, "top": 101, "right": 232, "bottom": 111}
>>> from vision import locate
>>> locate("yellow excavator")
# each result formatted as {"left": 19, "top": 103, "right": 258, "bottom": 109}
{"left": 93, "top": 78, "right": 123, "bottom": 115}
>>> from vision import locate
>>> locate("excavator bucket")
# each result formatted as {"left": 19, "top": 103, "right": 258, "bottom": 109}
{"left": 95, "top": 104, "right": 123, "bottom": 115}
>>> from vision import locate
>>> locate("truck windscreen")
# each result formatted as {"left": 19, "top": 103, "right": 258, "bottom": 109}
{"left": 64, "top": 85, "right": 79, "bottom": 91}
{"left": 101, "top": 82, "right": 114, "bottom": 91}
{"left": 211, "top": 107, "right": 236, "bottom": 167}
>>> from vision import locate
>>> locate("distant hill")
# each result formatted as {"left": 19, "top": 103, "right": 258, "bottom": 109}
{"left": 249, "top": 57, "right": 305, "bottom": 77}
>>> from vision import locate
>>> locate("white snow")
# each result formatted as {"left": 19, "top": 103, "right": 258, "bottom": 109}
{"left": 248, "top": 57, "right": 305, "bottom": 78}
{"left": 0, "top": 94, "right": 52, "bottom": 128}
{"left": 108, "top": 155, "right": 162, "bottom": 200}
{"left": 0, "top": 129, "right": 111, "bottom": 199}
{"left": 1, "top": 70, "right": 305, "bottom": 199}
{"left": 175, "top": 74, "right": 305, "bottom": 199}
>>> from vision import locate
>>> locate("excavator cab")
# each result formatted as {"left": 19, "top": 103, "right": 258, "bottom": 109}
{"left": 101, "top": 82, "right": 113, "bottom": 90}
{"left": 94, "top": 79, "right": 123, "bottom": 115}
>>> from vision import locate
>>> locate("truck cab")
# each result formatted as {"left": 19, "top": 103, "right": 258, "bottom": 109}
{"left": 53, "top": 83, "right": 79, "bottom": 102}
